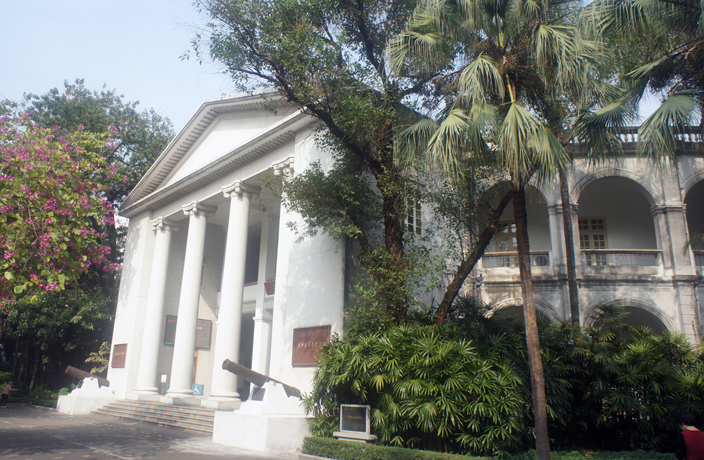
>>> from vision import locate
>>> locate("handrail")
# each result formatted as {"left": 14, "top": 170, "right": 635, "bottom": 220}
{"left": 569, "top": 126, "right": 702, "bottom": 144}
{"left": 581, "top": 249, "right": 661, "bottom": 254}
{"left": 482, "top": 251, "right": 550, "bottom": 268}
{"left": 581, "top": 249, "right": 661, "bottom": 267}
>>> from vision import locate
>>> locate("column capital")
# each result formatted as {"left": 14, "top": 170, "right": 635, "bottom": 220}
{"left": 272, "top": 156, "right": 294, "bottom": 178}
{"left": 182, "top": 201, "right": 217, "bottom": 218}
{"left": 548, "top": 204, "right": 579, "bottom": 215}
{"left": 651, "top": 202, "right": 686, "bottom": 215}
{"left": 151, "top": 217, "right": 179, "bottom": 233}
{"left": 222, "top": 181, "right": 261, "bottom": 200}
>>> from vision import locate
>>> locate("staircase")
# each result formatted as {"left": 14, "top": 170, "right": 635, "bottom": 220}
{"left": 93, "top": 400, "right": 215, "bottom": 434}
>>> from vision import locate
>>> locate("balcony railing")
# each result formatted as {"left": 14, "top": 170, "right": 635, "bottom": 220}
{"left": 695, "top": 250, "right": 704, "bottom": 267}
{"left": 482, "top": 251, "right": 550, "bottom": 268}
{"left": 582, "top": 249, "right": 660, "bottom": 267}
{"left": 569, "top": 126, "right": 703, "bottom": 144}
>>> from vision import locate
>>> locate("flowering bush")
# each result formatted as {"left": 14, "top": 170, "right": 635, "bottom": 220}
{"left": 0, "top": 113, "right": 118, "bottom": 301}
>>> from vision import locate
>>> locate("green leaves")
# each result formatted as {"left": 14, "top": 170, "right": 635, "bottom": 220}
{"left": 306, "top": 323, "right": 526, "bottom": 455}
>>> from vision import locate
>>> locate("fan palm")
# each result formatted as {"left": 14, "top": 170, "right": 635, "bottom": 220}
{"left": 583, "top": 0, "right": 704, "bottom": 159}
{"left": 389, "top": 0, "right": 628, "bottom": 457}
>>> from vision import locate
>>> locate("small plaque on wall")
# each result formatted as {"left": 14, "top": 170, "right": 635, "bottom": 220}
{"left": 111, "top": 343, "right": 127, "bottom": 368}
{"left": 195, "top": 319, "right": 212, "bottom": 349}
{"left": 292, "top": 325, "right": 331, "bottom": 367}
{"left": 164, "top": 315, "right": 177, "bottom": 346}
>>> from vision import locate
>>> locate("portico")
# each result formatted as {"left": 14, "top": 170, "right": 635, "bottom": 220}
{"left": 107, "top": 94, "right": 346, "bottom": 424}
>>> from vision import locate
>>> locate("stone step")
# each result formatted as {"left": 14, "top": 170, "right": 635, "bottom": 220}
{"left": 93, "top": 400, "right": 215, "bottom": 435}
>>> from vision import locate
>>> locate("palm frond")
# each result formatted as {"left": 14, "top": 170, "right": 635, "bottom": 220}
{"left": 497, "top": 101, "right": 569, "bottom": 187}
{"left": 458, "top": 54, "right": 505, "bottom": 105}
{"left": 573, "top": 100, "right": 636, "bottom": 161}
{"left": 427, "top": 104, "right": 492, "bottom": 176}
{"left": 637, "top": 90, "right": 702, "bottom": 162}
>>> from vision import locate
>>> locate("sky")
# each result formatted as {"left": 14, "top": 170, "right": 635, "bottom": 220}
{"left": 1, "top": 1, "right": 660, "bottom": 135}
{"left": 0, "top": 0, "right": 233, "bottom": 133}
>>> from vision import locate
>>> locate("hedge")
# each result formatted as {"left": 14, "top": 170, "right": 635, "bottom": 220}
{"left": 301, "top": 437, "right": 677, "bottom": 460}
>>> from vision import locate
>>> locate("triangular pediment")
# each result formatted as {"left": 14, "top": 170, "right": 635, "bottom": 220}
{"left": 120, "top": 93, "right": 312, "bottom": 217}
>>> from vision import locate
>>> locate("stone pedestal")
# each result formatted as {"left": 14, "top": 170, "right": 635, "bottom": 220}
{"left": 212, "top": 382, "right": 310, "bottom": 453}
{"left": 56, "top": 378, "right": 115, "bottom": 415}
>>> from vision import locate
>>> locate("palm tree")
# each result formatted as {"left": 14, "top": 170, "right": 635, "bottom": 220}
{"left": 583, "top": 0, "right": 704, "bottom": 159}
{"left": 389, "top": 0, "right": 626, "bottom": 457}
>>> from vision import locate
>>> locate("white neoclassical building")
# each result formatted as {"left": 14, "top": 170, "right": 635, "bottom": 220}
{"left": 106, "top": 94, "right": 347, "bottom": 451}
{"left": 103, "top": 93, "right": 704, "bottom": 452}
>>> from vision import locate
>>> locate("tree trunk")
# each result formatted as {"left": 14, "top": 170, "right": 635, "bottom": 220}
{"left": 513, "top": 187, "right": 551, "bottom": 460}
{"left": 29, "top": 347, "right": 41, "bottom": 391}
{"left": 434, "top": 189, "right": 515, "bottom": 322}
{"left": 560, "top": 169, "right": 580, "bottom": 325}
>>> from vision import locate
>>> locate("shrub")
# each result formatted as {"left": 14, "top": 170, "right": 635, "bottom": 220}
{"left": 304, "top": 323, "right": 527, "bottom": 456}
{"left": 307, "top": 300, "right": 704, "bottom": 455}
{"left": 301, "top": 437, "right": 676, "bottom": 460}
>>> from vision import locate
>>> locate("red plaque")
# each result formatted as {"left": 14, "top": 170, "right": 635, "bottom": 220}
{"left": 111, "top": 343, "right": 127, "bottom": 368}
{"left": 292, "top": 325, "right": 331, "bottom": 367}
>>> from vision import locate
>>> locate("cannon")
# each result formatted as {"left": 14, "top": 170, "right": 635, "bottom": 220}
{"left": 65, "top": 365, "right": 110, "bottom": 388}
{"left": 222, "top": 359, "right": 301, "bottom": 399}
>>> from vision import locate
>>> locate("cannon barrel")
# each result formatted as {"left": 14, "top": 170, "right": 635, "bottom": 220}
{"left": 222, "top": 359, "right": 301, "bottom": 398}
{"left": 65, "top": 365, "right": 110, "bottom": 387}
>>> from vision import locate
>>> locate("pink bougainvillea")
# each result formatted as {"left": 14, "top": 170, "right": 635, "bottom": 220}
{"left": 0, "top": 113, "right": 119, "bottom": 301}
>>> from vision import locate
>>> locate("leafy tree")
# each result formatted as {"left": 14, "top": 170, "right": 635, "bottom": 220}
{"left": 196, "top": 0, "right": 518, "bottom": 327}
{"left": 194, "top": 0, "right": 442, "bottom": 324}
{"left": 19, "top": 79, "right": 174, "bottom": 205}
{"left": 1, "top": 288, "right": 111, "bottom": 390}
{"left": 5, "top": 80, "right": 175, "bottom": 310}
{"left": 0, "top": 112, "right": 117, "bottom": 301}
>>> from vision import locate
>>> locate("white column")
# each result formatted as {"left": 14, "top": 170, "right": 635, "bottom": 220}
{"left": 268, "top": 159, "right": 294, "bottom": 378}
{"left": 251, "top": 216, "right": 273, "bottom": 376}
{"left": 133, "top": 218, "right": 178, "bottom": 397}
{"left": 165, "top": 201, "right": 216, "bottom": 400}
{"left": 207, "top": 181, "right": 260, "bottom": 407}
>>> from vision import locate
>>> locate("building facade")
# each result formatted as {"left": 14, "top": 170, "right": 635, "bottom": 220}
{"left": 477, "top": 132, "right": 704, "bottom": 339}
{"left": 105, "top": 94, "right": 704, "bottom": 451}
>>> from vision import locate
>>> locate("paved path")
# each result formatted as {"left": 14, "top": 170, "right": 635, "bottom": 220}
{"left": 0, "top": 404, "right": 297, "bottom": 460}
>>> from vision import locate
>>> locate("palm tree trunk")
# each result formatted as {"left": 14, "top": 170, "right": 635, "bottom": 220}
{"left": 513, "top": 187, "right": 550, "bottom": 460}
{"left": 559, "top": 169, "right": 580, "bottom": 325}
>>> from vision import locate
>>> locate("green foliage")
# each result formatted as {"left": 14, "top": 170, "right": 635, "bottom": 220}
{"left": 302, "top": 437, "right": 676, "bottom": 460}
{"left": 196, "top": 0, "right": 436, "bottom": 324}
{"left": 304, "top": 322, "right": 526, "bottom": 456}
{"left": 17, "top": 79, "right": 174, "bottom": 205}
{"left": 302, "top": 436, "right": 482, "bottom": 460}
{"left": 85, "top": 341, "right": 111, "bottom": 375}
{"left": 307, "top": 300, "right": 704, "bottom": 455}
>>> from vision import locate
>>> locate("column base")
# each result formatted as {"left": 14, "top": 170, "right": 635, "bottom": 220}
{"left": 161, "top": 394, "right": 201, "bottom": 407}
{"left": 128, "top": 391, "right": 162, "bottom": 402}
{"left": 202, "top": 397, "right": 242, "bottom": 411}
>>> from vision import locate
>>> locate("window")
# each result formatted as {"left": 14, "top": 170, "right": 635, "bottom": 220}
{"left": 406, "top": 199, "right": 422, "bottom": 236}
{"left": 495, "top": 222, "right": 517, "bottom": 267}
{"left": 579, "top": 217, "right": 607, "bottom": 266}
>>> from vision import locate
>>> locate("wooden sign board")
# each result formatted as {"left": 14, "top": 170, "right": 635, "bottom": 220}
{"left": 164, "top": 315, "right": 177, "bottom": 345}
{"left": 195, "top": 319, "right": 212, "bottom": 349}
{"left": 292, "top": 325, "right": 331, "bottom": 367}
{"left": 163, "top": 316, "right": 212, "bottom": 349}
{"left": 111, "top": 343, "right": 127, "bottom": 368}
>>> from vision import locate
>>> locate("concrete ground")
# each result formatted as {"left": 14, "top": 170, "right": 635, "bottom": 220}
{"left": 0, "top": 404, "right": 298, "bottom": 460}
